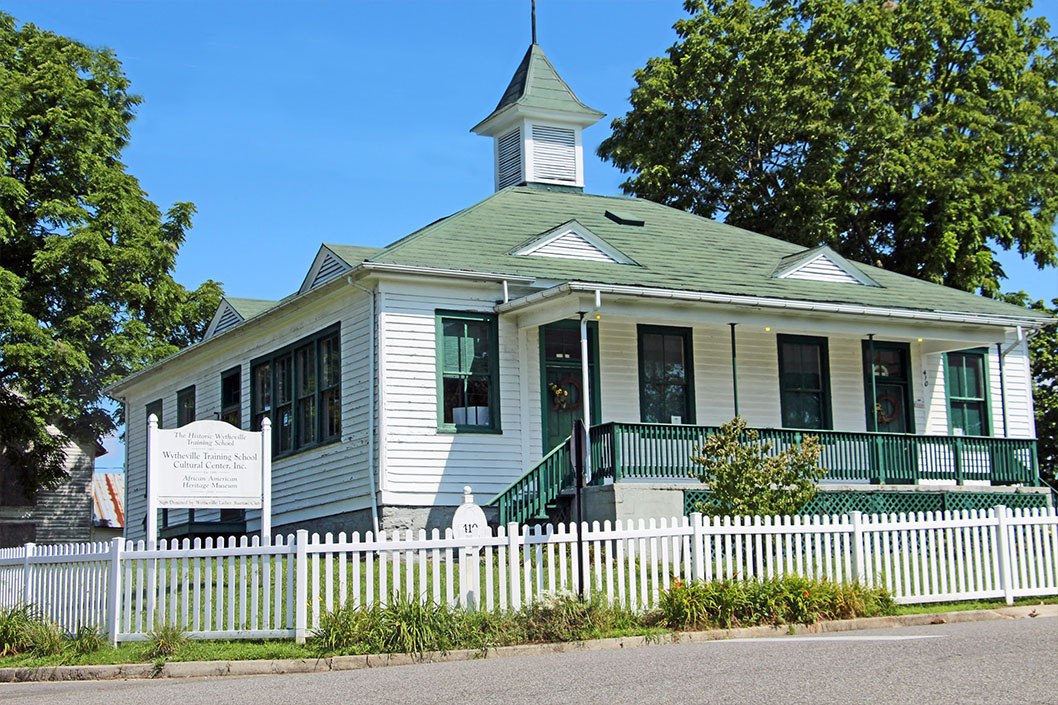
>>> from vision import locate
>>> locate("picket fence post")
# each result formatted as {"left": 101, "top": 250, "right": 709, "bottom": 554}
{"left": 105, "top": 537, "right": 124, "bottom": 646}
{"left": 506, "top": 522, "right": 521, "bottom": 610}
{"left": 21, "top": 542, "right": 35, "bottom": 606}
{"left": 850, "top": 511, "right": 865, "bottom": 584}
{"left": 691, "top": 513, "right": 705, "bottom": 582}
{"left": 294, "top": 530, "right": 309, "bottom": 643}
{"left": 994, "top": 505, "right": 1014, "bottom": 606}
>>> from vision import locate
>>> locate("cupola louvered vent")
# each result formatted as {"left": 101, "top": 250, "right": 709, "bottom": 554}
{"left": 530, "top": 125, "right": 576, "bottom": 183}
{"left": 213, "top": 305, "right": 243, "bottom": 336}
{"left": 311, "top": 252, "right": 348, "bottom": 289}
{"left": 497, "top": 128, "right": 522, "bottom": 189}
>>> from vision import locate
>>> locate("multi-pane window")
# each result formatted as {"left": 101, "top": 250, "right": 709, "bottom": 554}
{"left": 436, "top": 311, "right": 500, "bottom": 432}
{"left": 176, "top": 386, "right": 195, "bottom": 427}
{"left": 146, "top": 399, "right": 163, "bottom": 428}
{"left": 946, "top": 349, "right": 989, "bottom": 436}
{"left": 778, "top": 335, "right": 831, "bottom": 430}
{"left": 637, "top": 325, "right": 695, "bottom": 424}
{"left": 251, "top": 325, "right": 341, "bottom": 456}
{"left": 220, "top": 367, "right": 241, "bottom": 427}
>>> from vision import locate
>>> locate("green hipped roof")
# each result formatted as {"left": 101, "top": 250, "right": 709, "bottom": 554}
{"left": 474, "top": 44, "right": 604, "bottom": 130}
{"left": 225, "top": 297, "right": 278, "bottom": 319}
{"left": 361, "top": 186, "right": 1051, "bottom": 324}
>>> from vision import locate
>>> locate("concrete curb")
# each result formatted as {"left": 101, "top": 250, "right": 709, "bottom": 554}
{"left": 2, "top": 604, "right": 1053, "bottom": 683}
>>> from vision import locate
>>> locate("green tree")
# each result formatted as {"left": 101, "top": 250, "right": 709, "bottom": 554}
{"left": 0, "top": 14, "right": 221, "bottom": 498}
{"left": 691, "top": 417, "right": 827, "bottom": 516}
{"left": 1003, "top": 294, "right": 1057, "bottom": 486}
{"left": 599, "top": 0, "right": 1058, "bottom": 295}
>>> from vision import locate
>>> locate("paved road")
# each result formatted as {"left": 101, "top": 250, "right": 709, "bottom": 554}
{"left": 3, "top": 617, "right": 1056, "bottom": 705}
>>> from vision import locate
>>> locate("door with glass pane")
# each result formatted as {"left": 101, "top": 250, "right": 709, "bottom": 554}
{"left": 541, "top": 321, "right": 598, "bottom": 452}
{"left": 862, "top": 341, "right": 914, "bottom": 433}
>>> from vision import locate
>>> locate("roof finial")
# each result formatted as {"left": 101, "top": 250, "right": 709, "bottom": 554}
{"left": 531, "top": 0, "right": 537, "bottom": 44}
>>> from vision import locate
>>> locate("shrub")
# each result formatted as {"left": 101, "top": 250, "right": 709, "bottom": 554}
{"left": 691, "top": 417, "right": 826, "bottom": 516}
{"left": 23, "top": 619, "right": 64, "bottom": 657}
{"left": 0, "top": 605, "right": 36, "bottom": 656}
{"left": 68, "top": 625, "right": 106, "bottom": 655}
{"left": 658, "top": 576, "right": 895, "bottom": 630}
{"left": 144, "top": 624, "right": 190, "bottom": 659}
{"left": 520, "top": 591, "right": 638, "bottom": 643}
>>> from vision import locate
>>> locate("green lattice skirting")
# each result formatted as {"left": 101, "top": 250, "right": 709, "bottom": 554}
{"left": 684, "top": 489, "right": 1052, "bottom": 516}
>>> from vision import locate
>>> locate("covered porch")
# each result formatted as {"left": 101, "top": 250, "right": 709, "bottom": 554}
{"left": 491, "top": 282, "right": 1042, "bottom": 524}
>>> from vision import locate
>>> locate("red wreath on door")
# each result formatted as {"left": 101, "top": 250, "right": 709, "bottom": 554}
{"left": 875, "top": 393, "right": 900, "bottom": 426}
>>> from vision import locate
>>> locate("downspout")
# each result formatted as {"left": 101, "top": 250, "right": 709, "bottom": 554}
{"left": 348, "top": 276, "right": 380, "bottom": 534}
{"left": 579, "top": 289, "right": 602, "bottom": 484}
{"left": 996, "top": 342, "right": 1008, "bottom": 438}
{"left": 729, "top": 323, "right": 739, "bottom": 418}
{"left": 867, "top": 334, "right": 878, "bottom": 432}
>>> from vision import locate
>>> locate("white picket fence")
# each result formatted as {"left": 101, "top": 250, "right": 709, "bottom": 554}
{"left": 0, "top": 506, "right": 1055, "bottom": 644}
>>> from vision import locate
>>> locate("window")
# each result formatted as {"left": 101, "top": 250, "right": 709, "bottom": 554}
{"left": 176, "top": 386, "right": 196, "bottom": 427}
{"left": 220, "top": 367, "right": 241, "bottom": 427}
{"left": 945, "top": 349, "right": 990, "bottom": 436}
{"left": 251, "top": 325, "right": 341, "bottom": 456}
{"left": 777, "top": 335, "right": 831, "bottom": 430}
{"left": 436, "top": 311, "right": 500, "bottom": 432}
{"left": 637, "top": 325, "right": 695, "bottom": 424}
{"left": 862, "top": 341, "right": 914, "bottom": 433}
{"left": 146, "top": 399, "right": 163, "bottom": 428}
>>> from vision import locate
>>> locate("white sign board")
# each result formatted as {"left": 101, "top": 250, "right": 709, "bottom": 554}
{"left": 147, "top": 416, "right": 272, "bottom": 546}
{"left": 451, "top": 486, "right": 488, "bottom": 610}
{"left": 153, "top": 420, "right": 262, "bottom": 508}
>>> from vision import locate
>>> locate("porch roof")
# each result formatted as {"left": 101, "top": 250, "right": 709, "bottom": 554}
{"left": 358, "top": 186, "right": 1053, "bottom": 327}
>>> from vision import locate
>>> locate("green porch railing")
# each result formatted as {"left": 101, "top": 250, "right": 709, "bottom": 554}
{"left": 490, "top": 438, "right": 573, "bottom": 526}
{"left": 490, "top": 422, "right": 1039, "bottom": 525}
{"left": 594, "top": 422, "right": 1039, "bottom": 487}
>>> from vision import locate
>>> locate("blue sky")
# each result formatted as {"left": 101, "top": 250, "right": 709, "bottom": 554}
{"left": 5, "top": 0, "right": 1056, "bottom": 470}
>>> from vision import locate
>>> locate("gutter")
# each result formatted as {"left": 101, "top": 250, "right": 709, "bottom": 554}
{"left": 496, "top": 282, "right": 1056, "bottom": 330}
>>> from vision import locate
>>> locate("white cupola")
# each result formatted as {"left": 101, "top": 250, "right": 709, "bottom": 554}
{"left": 471, "top": 44, "right": 604, "bottom": 192}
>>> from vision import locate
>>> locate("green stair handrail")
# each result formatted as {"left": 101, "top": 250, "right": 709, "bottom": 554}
{"left": 488, "top": 436, "right": 573, "bottom": 525}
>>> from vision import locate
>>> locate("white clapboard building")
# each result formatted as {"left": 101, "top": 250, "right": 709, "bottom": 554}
{"left": 106, "top": 43, "right": 1054, "bottom": 541}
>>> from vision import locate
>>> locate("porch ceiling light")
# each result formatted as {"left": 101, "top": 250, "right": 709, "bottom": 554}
{"left": 765, "top": 326, "right": 772, "bottom": 332}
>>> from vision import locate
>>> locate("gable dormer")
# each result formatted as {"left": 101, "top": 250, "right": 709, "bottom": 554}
{"left": 772, "top": 246, "right": 881, "bottom": 287}
{"left": 202, "top": 297, "right": 277, "bottom": 340}
{"left": 472, "top": 44, "right": 604, "bottom": 191}
{"left": 511, "top": 220, "right": 636, "bottom": 265}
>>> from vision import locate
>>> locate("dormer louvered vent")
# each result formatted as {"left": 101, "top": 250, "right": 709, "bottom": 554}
{"left": 772, "top": 247, "right": 881, "bottom": 287}
{"left": 511, "top": 220, "right": 636, "bottom": 265}
{"left": 497, "top": 127, "right": 522, "bottom": 189}
{"left": 530, "top": 125, "right": 576, "bottom": 183}
{"left": 787, "top": 257, "right": 861, "bottom": 284}
{"left": 311, "top": 252, "right": 349, "bottom": 289}
{"left": 212, "top": 305, "right": 243, "bottom": 336}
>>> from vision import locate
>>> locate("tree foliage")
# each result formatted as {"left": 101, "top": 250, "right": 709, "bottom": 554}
{"left": 691, "top": 417, "right": 827, "bottom": 516}
{"left": 1003, "top": 294, "right": 1057, "bottom": 486}
{"left": 0, "top": 14, "right": 221, "bottom": 498}
{"left": 599, "top": 0, "right": 1058, "bottom": 295}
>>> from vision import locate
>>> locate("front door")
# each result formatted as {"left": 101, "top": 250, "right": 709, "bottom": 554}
{"left": 541, "top": 321, "right": 600, "bottom": 452}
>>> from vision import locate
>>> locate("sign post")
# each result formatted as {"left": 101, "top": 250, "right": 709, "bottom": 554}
{"left": 451, "top": 486, "right": 487, "bottom": 610}
{"left": 146, "top": 417, "right": 272, "bottom": 546}
{"left": 570, "top": 420, "right": 588, "bottom": 600}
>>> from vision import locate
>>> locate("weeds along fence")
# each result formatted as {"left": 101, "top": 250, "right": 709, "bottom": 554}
{"left": 0, "top": 505, "right": 1055, "bottom": 645}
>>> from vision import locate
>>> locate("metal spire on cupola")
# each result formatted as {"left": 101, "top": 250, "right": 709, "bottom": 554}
{"left": 472, "top": 1, "right": 604, "bottom": 192}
